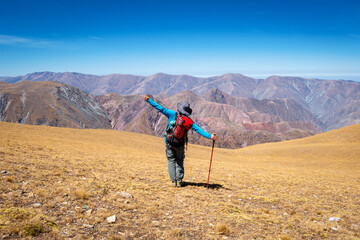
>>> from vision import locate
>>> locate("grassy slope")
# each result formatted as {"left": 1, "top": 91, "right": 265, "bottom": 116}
{"left": 0, "top": 122, "right": 359, "bottom": 239}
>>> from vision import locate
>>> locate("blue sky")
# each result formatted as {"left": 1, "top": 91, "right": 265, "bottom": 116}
{"left": 0, "top": 0, "right": 360, "bottom": 80}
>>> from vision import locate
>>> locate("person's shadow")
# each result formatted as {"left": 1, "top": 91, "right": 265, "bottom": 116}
{"left": 182, "top": 181, "right": 226, "bottom": 189}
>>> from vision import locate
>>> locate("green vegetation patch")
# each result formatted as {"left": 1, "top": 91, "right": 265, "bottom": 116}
{"left": 0, "top": 207, "right": 58, "bottom": 237}
{"left": 0, "top": 207, "right": 33, "bottom": 220}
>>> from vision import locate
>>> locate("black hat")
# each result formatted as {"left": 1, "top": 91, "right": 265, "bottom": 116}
{"left": 177, "top": 102, "right": 192, "bottom": 116}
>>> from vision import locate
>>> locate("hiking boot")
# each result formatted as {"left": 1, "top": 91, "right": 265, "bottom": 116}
{"left": 176, "top": 181, "right": 184, "bottom": 187}
{"left": 172, "top": 181, "right": 177, "bottom": 187}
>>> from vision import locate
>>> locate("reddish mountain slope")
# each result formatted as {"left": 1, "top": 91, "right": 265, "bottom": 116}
{"left": 97, "top": 90, "right": 320, "bottom": 148}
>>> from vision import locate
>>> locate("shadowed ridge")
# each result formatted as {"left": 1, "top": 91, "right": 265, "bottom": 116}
{"left": 0, "top": 81, "right": 111, "bottom": 129}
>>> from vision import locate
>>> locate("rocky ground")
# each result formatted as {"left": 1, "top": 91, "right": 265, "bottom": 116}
{"left": 0, "top": 122, "right": 359, "bottom": 239}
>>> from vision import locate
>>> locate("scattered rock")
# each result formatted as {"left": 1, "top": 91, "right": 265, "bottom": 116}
{"left": 152, "top": 221, "right": 160, "bottom": 225}
{"left": 283, "top": 212, "right": 289, "bottom": 216}
{"left": 83, "top": 224, "right": 94, "bottom": 228}
{"left": 351, "top": 224, "right": 359, "bottom": 230}
{"left": 73, "top": 234, "right": 83, "bottom": 240}
{"left": 62, "top": 202, "right": 68, "bottom": 205}
{"left": 82, "top": 205, "right": 90, "bottom": 210}
{"left": 329, "top": 217, "right": 341, "bottom": 222}
{"left": 120, "top": 191, "right": 133, "bottom": 198}
{"left": 85, "top": 209, "right": 93, "bottom": 216}
{"left": 331, "top": 227, "right": 338, "bottom": 231}
{"left": 107, "top": 215, "right": 116, "bottom": 223}
{"left": 33, "top": 203, "right": 42, "bottom": 207}
{"left": 28, "top": 192, "right": 34, "bottom": 197}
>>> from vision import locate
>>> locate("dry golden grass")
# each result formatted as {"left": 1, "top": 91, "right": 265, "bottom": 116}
{"left": 0, "top": 122, "right": 359, "bottom": 239}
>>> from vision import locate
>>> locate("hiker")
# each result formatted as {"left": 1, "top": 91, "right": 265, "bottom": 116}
{"left": 143, "top": 95, "right": 218, "bottom": 187}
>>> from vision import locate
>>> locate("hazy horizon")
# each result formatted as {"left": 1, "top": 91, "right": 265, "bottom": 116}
{"left": 1, "top": 71, "right": 360, "bottom": 82}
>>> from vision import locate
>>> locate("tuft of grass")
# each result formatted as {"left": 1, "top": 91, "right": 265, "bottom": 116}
{"left": 109, "top": 235, "right": 125, "bottom": 240}
{"left": 23, "top": 221, "right": 45, "bottom": 236}
{"left": 215, "top": 223, "right": 230, "bottom": 235}
{"left": 6, "top": 176, "right": 14, "bottom": 183}
{"left": 168, "top": 229, "right": 182, "bottom": 238}
{"left": 74, "top": 188, "right": 90, "bottom": 199}
{"left": 0, "top": 207, "right": 32, "bottom": 220}
{"left": 279, "top": 235, "right": 293, "bottom": 240}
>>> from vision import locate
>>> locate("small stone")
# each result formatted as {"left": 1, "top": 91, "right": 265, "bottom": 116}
{"left": 283, "top": 212, "right": 289, "bottom": 216}
{"left": 329, "top": 217, "right": 341, "bottom": 222}
{"left": 152, "top": 221, "right": 160, "bottom": 225}
{"left": 107, "top": 215, "right": 116, "bottom": 223}
{"left": 62, "top": 202, "right": 68, "bottom": 205}
{"left": 28, "top": 192, "right": 34, "bottom": 197}
{"left": 121, "top": 191, "right": 133, "bottom": 198}
{"left": 73, "top": 234, "right": 82, "bottom": 240}
{"left": 85, "top": 209, "right": 93, "bottom": 216}
{"left": 83, "top": 224, "right": 94, "bottom": 228}
{"left": 209, "top": 223, "right": 214, "bottom": 227}
{"left": 82, "top": 205, "right": 90, "bottom": 209}
{"left": 1, "top": 171, "right": 7, "bottom": 174}
{"left": 331, "top": 227, "right": 338, "bottom": 231}
{"left": 33, "top": 203, "right": 41, "bottom": 207}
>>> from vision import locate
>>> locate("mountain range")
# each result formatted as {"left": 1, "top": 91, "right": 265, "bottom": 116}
{"left": 2, "top": 71, "right": 360, "bottom": 131}
{"left": 1, "top": 71, "right": 359, "bottom": 148}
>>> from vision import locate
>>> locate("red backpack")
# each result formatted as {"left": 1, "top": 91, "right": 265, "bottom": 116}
{"left": 165, "top": 114, "right": 193, "bottom": 146}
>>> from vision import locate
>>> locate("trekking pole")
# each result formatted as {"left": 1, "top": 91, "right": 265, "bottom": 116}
{"left": 207, "top": 139, "right": 215, "bottom": 189}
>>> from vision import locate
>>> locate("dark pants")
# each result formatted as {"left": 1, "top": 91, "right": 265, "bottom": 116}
{"left": 165, "top": 143, "right": 185, "bottom": 183}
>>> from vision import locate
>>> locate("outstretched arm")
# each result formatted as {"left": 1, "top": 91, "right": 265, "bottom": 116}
{"left": 192, "top": 123, "right": 218, "bottom": 141}
{"left": 143, "top": 95, "right": 176, "bottom": 118}
{"left": 144, "top": 95, "right": 218, "bottom": 140}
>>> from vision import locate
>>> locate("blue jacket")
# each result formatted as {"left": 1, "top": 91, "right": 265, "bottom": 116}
{"left": 147, "top": 98, "right": 211, "bottom": 140}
